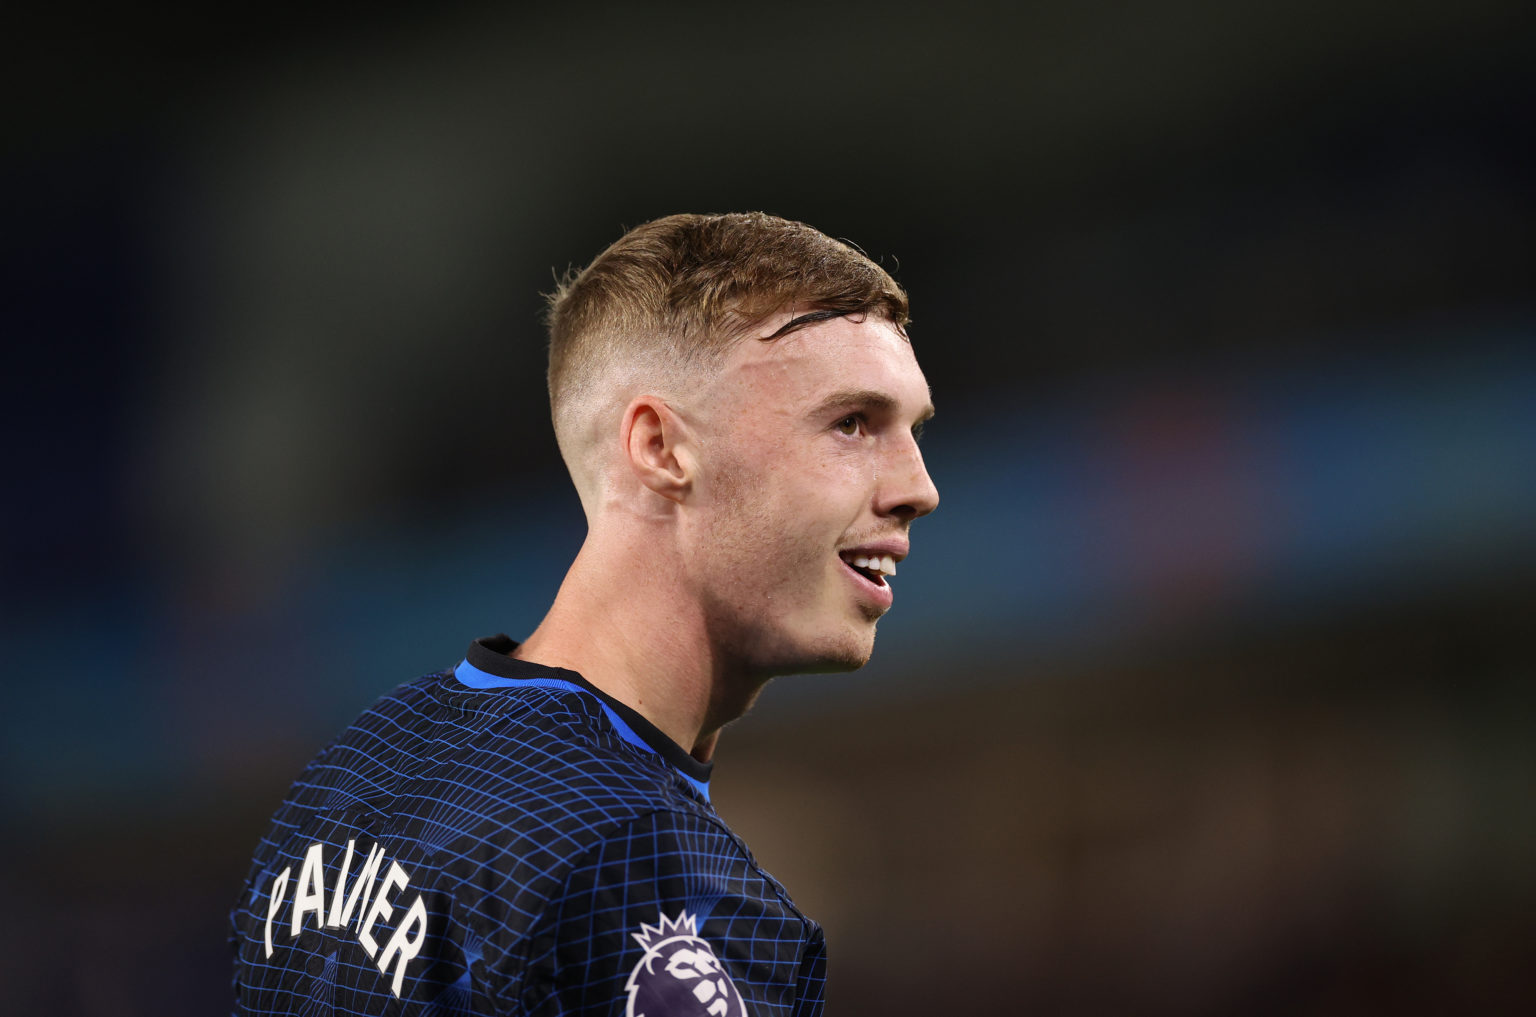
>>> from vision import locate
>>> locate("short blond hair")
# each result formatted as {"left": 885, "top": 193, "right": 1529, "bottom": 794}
{"left": 545, "top": 212, "right": 909, "bottom": 500}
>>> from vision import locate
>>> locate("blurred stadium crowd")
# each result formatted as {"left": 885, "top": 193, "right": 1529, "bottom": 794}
{"left": 2, "top": 2, "right": 1532, "bottom": 1012}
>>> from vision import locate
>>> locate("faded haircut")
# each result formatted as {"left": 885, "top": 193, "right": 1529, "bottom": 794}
{"left": 544, "top": 212, "right": 909, "bottom": 500}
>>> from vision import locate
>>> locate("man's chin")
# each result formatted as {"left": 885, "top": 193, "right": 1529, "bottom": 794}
{"left": 727, "top": 613, "right": 880, "bottom": 679}
{"left": 781, "top": 626, "right": 878, "bottom": 676}
{"left": 806, "top": 653, "right": 872, "bottom": 675}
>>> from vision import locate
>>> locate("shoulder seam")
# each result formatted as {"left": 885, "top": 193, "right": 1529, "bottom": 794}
{"left": 612, "top": 807, "right": 813, "bottom": 923}
{"left": 500, "top": 804, "right": 813, "bottom": 1012}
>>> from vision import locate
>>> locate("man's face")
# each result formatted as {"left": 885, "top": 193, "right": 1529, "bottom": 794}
{"left": 682, "top": 312, "right": 939, "bottom": 678}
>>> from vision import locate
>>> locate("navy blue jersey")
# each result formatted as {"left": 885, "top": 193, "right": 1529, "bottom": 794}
{"left": 231, "top": 635, "right": 825, "bottom": 1015}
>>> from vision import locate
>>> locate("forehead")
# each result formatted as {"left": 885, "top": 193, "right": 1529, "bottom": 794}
{"left": 713, "top": 313, "right": 931, "bottom": 413}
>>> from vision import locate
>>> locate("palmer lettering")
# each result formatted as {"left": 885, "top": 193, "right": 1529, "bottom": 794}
{"left": 260, "top": 839, "right": 427, "bottom": 998}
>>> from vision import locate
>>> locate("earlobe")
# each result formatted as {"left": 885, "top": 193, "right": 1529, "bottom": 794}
{"left": 623, "top": 397, "right": 693, "bottom": 502}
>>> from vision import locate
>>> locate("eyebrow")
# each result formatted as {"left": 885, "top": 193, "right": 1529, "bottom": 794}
{"left": 811, "top": 388, "right": 936, "bottom": 424}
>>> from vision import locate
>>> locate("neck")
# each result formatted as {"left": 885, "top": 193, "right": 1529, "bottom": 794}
{"left": 511, "top": 520, "right": 762, "bottom": 763}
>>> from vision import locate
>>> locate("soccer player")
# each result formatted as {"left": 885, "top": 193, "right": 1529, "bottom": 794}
{"left": 230, "top": 212, "right": 940, "bottom": 1015}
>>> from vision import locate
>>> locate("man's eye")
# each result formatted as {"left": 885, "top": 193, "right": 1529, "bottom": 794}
{"left": 835, "top": 415, "right": 860, "bottom": 435}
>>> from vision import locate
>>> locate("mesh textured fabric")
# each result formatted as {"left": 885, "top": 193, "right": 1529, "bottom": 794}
{"left": 231, "top": 637, "right": 825, "bottom": 1015}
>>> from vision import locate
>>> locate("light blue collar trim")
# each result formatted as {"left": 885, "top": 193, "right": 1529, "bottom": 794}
{"left": 453, "top": 658, "right": 711, "bottom": 801}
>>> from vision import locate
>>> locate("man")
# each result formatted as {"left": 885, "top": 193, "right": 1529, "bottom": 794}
{"left": 231, "top": 212, "right": 939, "bottom": 1015}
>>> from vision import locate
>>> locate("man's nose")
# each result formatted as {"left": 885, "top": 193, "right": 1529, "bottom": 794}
{"left": 877, "top": 439, "right": 939, "bottom": 521}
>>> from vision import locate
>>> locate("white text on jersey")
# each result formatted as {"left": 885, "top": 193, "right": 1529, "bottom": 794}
{"left": 262, "top": 839, "right": 428, "bottom": 997}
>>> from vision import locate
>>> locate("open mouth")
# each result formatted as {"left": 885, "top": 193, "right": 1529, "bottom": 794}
{"left": 839, "top": 551, "right": 896, "bottom": 589}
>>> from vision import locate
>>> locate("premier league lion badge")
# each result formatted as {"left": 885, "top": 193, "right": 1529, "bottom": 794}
{"left": 624, "top": 909, "right": 747, "bottom": 1017}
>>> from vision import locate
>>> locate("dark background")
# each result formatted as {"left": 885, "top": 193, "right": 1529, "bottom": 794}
{"left": 3, "top": 2, "right": 1533, "bottom": 1012}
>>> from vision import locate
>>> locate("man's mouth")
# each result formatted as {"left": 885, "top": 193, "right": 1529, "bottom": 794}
{"left": 838, "top": 551, "right": 897, "bottom": 588}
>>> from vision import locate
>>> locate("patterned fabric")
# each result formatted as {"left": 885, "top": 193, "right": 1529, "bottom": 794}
{"left": 231, "top": 636, "right": 825, "bottom": 1015}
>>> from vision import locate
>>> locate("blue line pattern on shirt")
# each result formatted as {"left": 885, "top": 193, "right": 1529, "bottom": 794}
{"left": 230, "top": 658, "right": 825, "bottom": 1015}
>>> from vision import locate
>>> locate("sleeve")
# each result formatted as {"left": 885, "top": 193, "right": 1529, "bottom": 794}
{"left": 504, "top": 807, "right": 824, "bottom": 1017}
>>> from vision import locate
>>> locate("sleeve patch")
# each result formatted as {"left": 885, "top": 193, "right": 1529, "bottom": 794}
{"left": 624, "top": 910, "right": 746, "bottom": 1017}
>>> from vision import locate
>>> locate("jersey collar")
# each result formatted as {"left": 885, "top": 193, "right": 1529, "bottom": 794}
{"left": 455, "top": 635, "right": 713, "bottom": 801}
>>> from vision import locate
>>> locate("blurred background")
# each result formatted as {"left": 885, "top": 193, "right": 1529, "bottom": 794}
{"left": 3, "top": 1, "right": 1533, "bottom": 1012}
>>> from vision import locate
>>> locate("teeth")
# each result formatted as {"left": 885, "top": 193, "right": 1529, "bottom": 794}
{"left": 844, "top": 552, "right": 899, "bottom": 578}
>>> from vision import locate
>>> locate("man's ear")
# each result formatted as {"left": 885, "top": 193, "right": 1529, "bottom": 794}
{"left": 622, "top": 396, "right": 694, "bottom": 502}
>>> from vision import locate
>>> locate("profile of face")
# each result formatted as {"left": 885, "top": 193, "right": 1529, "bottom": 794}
{"left": 682, "top": 312, "right": 939, "bottom": 677}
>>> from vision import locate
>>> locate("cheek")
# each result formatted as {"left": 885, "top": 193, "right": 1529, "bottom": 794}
{"left": 808, "top": 451, "right": 878, "bottom": 522}
{"left": 698, "top": 456, "right": 784, "bottom": 563}
{"left": 706, "top": 477, "right": 826, "bottom": 589}
{"left": 702, "top": 431, "right": 866, "bottom": 570}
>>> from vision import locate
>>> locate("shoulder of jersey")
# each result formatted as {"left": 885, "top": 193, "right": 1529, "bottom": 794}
{"left": 286, "top": 670, "right": 709, "bottom": 852}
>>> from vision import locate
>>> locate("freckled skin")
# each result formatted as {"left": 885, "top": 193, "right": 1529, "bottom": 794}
{"left": 680, "top": 315, "right": 939, "bottom": 681}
